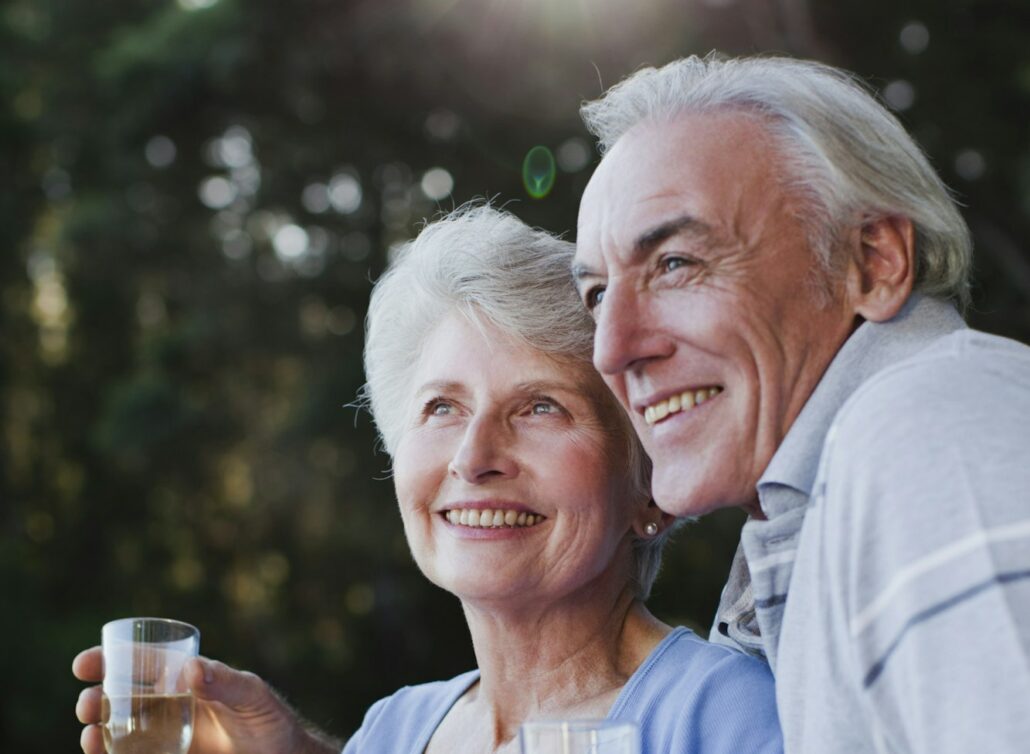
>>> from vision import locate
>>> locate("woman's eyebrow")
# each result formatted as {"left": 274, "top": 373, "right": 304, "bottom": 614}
{"left": 512, "top": 379, "right": 588, "bottom": 398}
{"left": 414, "top": 380, "right": 465, "bottom": 397}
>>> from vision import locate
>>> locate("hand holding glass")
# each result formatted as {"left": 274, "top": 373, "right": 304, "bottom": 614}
{"left": 520, "top": 720, "right": 641, "bottom": 754}
{"left": 101, "top": 618, "right": 200, "bottom": 754}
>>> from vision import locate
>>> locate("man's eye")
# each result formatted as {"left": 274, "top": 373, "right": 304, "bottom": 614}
{"left": 585, "top": 286, "right": 606, "bottom": 309}
{"left": 662, "top": 256, "right": 691, "bottom": 272}
{"left": 531, "top": 401, "right": 557, "bottom": 415}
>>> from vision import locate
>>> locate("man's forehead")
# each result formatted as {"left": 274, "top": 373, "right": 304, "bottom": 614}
{"left": 576, "top": 170, "right": 705, "bottom": 272}
{"left": 576, "top": 113, "right": 782, "bottom": 266}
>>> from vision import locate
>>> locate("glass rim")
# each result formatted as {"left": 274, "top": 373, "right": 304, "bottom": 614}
{"left": 519, "top": 720, "right": 639, "bottom": 732}
{"left": 103, "top": 616, "right": 200, "bottom": 637}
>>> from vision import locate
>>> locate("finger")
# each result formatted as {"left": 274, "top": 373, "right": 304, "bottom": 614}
{"left": 76, "top": 686, "right": 103, "bottom": 724}
{"left": 73, "top": 647, "right": 103, "bottom": 682}
{"left": 187, "top": 657, "right": 270, "bottom": 710}
{"left": 80, "top": 723, "right": 104, "bottom": 754}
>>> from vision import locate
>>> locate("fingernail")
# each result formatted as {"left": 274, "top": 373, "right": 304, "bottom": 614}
{"left": 203, "top": 660, "right": 214, "bottom": 684}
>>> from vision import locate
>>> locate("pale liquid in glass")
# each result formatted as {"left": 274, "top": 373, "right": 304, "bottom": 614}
{"left": 101, "top": 692, "right": 195, "bottom": 754}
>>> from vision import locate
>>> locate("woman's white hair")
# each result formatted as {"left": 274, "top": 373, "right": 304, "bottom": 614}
{"left": 581, "top": 53, "right": 972, "bottom": 309}
{"left": 362, "top": 203, "right": 674, "bottom": 599}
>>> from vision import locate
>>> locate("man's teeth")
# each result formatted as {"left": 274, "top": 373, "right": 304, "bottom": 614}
{"left": 445, "top": 509, "right": 542, "bottom": 528}
{"left": 644, "top": 386, "right": 723, "bottom": 426}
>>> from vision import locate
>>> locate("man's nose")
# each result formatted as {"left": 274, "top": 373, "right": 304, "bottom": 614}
{"left": 447, "top": 415, "right": 519, "bottom": 484}
{"left": 593, "top": 283, "right": 665, "bottom": 376}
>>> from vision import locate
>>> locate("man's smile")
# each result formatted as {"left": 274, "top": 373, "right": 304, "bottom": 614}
{"left": 641, "top": 386, "right": 723, "bottom": 426}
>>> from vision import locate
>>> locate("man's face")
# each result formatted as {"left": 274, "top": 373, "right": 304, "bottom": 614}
{"left": 575, "top": 113, "right": 857, "bottom": 517}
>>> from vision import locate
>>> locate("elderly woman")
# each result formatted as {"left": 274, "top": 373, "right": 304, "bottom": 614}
{"left": 73, "top": 206, "right": 781, "bottom": 754}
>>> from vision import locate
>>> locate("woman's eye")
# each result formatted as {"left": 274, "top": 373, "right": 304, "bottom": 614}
{"left": 529, "top": 399, "right": 563, "bottom": 416}
{"left": 585, "top": 286, "right": 606, "bottom": 310}
{"left": 424, "top": 399, "right": 453, "bottom": 417}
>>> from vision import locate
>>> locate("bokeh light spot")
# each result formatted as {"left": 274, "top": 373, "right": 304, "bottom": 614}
{"left": 199, "top": 176, "right": 237, "bottom": 209}
{"left": 883, "top": 80, "right": 916, "bottom": 111}
{"left": 136, "top": 291, "right": 168, "bottom": 328}
{"left": 556, "top": 137, "right": 590, "bottom": 173}
{"left": 425, "top": 108, "right": 461, "bottom": 142}
{"left": 219, "top": 126, "right": 254, "bottom": 168}
{"left": 329, "top": 172, "right": 363, "bottom": 214}
{"left": 522, "top": 146, "right": 556, "bottom": 199}
{"left": 302, "top": 182, "right": 331, "bottom": 214}
{"left": 900, "top": 21, "right": 930, "bottom": 54}
{"left": 221, "top": 229, "right": 253, "bottom": 260}
{"left": 420, "top": 167, "right": 454, "bottom": 201}
{"left": 178, "top": 0, "right": 219, "bottom": 11}
{"left": 145, "top": 135, "right": 177, "bottom": 168}
{"left": 273, "top": 224, "right": 310, "bottom": 260}
{"left": 327, "top": 306, "right": 357, "bottom": 336}
{"left": 955, "top": 149, "right": 986, "bottom": 180}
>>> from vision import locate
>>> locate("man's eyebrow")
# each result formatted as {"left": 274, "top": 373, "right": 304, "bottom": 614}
{"left": 573, "top": 214, "right": 709, "bottom": 282}
{"left": 572, "top": 261, "right": 597, "bottom": 282}
{"left": 634, "top": 214, "right": 707, "bottom": 253}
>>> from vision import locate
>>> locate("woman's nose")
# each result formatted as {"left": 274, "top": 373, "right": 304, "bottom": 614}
{"left": 447, "top": 416, "right": 519, "bottom": 483}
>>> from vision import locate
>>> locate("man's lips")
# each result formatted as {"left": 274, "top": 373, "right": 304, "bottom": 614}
{"left": 638, "top": 386, "right": 723, "bottom": 426}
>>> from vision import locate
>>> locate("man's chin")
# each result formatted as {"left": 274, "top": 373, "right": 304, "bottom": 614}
{"left": 652, "top": 476, "right": 722, "bottom": 518}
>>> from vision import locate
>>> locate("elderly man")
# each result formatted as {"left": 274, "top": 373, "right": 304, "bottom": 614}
{"left": 573, "top": 55, "right": 1030, "bottom": 753}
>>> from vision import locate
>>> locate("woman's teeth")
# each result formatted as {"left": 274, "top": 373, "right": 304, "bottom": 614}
{"left": 644, "top": 386, "right": 722, "bottom": 426}
{"left": 445, "top": 509, "right": 542, "bottom": 528}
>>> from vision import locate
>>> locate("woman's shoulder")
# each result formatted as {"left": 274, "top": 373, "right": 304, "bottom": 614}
{"left": 342, "top": 669, "right": 480, "bottom": 754}
{"left": 376, "top": 669, "right": 480, "bottom": 712}
{"left": 636, "top": 626, "right": 774, "bottom": 686}
{"left": 615, "top": 627, "right": 782, "bottom": 753}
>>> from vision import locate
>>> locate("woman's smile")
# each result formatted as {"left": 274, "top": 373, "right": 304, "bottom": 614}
{"left": 441, "top": 502, "right": 546, "bottom": 530}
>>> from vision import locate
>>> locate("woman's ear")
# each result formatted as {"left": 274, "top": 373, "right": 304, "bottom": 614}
{"left": 845, "top": 215, "right": 916, "bottom": 322}
{"left": 632, "top": 499, "right": 676, "bottom": 538}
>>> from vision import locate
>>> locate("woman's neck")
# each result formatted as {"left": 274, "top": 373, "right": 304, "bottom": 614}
{"left": 457, "top": 587, "right": 670, "bottom": 747}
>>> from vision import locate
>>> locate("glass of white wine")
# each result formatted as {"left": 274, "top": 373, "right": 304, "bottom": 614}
{"left": 101, "top": 617, "right": 200, "bottom": 754}
{"left": 519, "top": 720, "right": 641, "bottom": 754}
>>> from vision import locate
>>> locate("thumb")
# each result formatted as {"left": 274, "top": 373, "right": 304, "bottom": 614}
{"left": 185, "top": 657, "right": 270, "bottom": 710}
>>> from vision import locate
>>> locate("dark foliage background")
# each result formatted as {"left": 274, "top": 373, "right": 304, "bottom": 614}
{"left": 2, "top": 0, "right": 1028, "bottom": 749}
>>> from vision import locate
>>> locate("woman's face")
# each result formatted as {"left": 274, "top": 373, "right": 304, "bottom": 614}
{"left": 392, "top": 311, "right": 646, "bottom": 608}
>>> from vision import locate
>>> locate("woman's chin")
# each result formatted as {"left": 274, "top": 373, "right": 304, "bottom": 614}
{"left": 427, "top": 560, "right": 544, "bottom": 607}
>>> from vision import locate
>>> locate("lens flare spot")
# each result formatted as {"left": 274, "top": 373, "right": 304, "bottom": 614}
{"left": 522, "top": 146, "right": 556, "bottom": 199}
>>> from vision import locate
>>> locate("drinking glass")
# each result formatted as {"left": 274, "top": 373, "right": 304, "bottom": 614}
{"left": 101, "top": 617, "right": 200, "bottom": 754}
{"left": 520, "top": 720, "right": 641, "bottom": 754}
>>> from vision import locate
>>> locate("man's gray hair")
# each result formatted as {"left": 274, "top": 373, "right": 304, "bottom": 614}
{"left": 581, "top": 54, "right": 972, "bottom": 308}
{"left": 362, "top": 204, "right": 674, "bottom": 599}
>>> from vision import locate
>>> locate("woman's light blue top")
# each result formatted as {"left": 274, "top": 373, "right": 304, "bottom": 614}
{"left": 342, "top": 626, "right": 782, "bottom": 753}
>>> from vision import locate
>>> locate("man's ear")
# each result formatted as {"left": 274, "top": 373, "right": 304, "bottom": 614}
{"left": 845, "top": 215, "right": 916, "bottom": 322}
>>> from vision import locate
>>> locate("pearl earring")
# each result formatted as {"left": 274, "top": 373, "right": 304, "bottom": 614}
{"left": 644, "top": 522, "right": 659, "bottom": 537}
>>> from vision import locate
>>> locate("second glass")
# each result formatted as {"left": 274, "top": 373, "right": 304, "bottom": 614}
{"left": 520, "top": 720, "right": 641, "bottom": 754}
